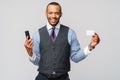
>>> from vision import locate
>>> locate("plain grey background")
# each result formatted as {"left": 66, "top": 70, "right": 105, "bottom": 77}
{"left": 0, "top": 0, "right": 120, "bottom": 80}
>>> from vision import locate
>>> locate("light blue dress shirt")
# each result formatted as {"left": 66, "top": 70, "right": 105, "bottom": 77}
{"left": 30, "top": 22, "right": 91, "bottom": 66}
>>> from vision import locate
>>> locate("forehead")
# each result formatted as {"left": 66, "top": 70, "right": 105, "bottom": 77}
{"left": 47, "top": 5, "right": 61, "bottom": 12}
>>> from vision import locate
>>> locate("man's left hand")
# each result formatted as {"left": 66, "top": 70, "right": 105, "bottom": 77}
{"left": 88, "top": 33, "right": 100, "bottom": 51}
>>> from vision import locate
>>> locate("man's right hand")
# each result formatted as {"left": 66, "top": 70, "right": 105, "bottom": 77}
{"left": 24, "top": 37, "right": 33, "bottom": 57}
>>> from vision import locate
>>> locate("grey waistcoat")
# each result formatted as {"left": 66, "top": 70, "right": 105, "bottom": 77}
{"left": 38, "top": 24, "right": 71, "bottom": 75}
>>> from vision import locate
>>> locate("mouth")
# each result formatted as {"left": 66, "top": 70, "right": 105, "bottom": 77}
{"left": 47, "top": 17, "right": 59, "bottom": 26}
{"left": 50, "top": 18, "right": 57, "bottom": 24}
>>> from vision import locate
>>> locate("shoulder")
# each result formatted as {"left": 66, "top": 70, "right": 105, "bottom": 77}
{"left": 60, "top": 24, "right": 75, "bottom": 32}
{"left": 61, "top": 24, "right": 76, "bottom": 36}
{"left": 32, "top": 30, "right": 39, "bottom": 39}
{"left": 60, "top": 24, "right": 69, "bottom": 29}
{"left": 32, "top": 25, "right": 45, "bottom": 39}
{"left": 38, "top": 25, "right": 46, "bottom": 31}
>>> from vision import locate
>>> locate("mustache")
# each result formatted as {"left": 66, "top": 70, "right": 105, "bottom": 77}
{"left": 50, "top": 17, "right": 58, "bottom": 20}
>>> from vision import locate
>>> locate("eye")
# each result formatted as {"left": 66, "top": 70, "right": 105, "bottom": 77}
{"left": 48, "top": 12, "right": 52, "bottom": 14}
{"left": 55, "top": 12, "right": 60, "bottom": 15}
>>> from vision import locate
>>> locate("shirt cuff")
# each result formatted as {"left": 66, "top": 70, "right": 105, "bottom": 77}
{"left": 29, "top": 52, "right": 36, "bottom": 61}
{"left": 84, "top": 46, "right": 91, "bottom": 56}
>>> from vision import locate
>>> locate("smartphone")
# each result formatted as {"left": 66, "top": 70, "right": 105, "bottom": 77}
{"left": 25, "top": 30, "right": 30, "bottom": 39}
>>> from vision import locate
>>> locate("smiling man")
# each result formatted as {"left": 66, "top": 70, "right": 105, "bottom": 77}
{"left": 24, "top": 2, "right": 100, "bottom": 80}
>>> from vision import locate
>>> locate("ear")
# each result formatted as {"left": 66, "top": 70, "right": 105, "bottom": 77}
{"left": 45, "top": 12, "right": 47, "bottom": 17}
{"left": 60, "top": 12, "right": 62, "bottom": 17}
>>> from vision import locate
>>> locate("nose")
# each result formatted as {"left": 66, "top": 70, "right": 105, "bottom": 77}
{"left": 51, "top": 13, "right": 56, "bottom": 18}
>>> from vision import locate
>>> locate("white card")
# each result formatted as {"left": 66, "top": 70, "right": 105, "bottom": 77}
{"left": 86, "top": 30, "right": 95, "bottom": 36}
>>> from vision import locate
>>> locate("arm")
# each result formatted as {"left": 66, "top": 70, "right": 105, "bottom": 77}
{"left": 24, "top": 31, "right": 40, "bottom": 66}
{"left": 68, "top": 29, "right": 87, "bottom": 63}
{"left": 68, "top": 29, "right": 100, "bottom": 63}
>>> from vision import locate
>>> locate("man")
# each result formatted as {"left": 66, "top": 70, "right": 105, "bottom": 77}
{"left": 24, "top": 2, "right": 100, "bottom": 80}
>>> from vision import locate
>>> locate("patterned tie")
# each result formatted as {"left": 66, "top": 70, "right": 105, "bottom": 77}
{"left": 50, "top": 28, "right": 56, "bottom": 42}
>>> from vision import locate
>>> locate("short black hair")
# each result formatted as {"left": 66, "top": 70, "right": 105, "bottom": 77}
{"left": 46, "top": 2, "right": 62, "bottom": 13}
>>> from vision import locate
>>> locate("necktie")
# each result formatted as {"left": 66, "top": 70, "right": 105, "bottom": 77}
{"left": 50, "top": 28, "right": 56, "bottom": 41}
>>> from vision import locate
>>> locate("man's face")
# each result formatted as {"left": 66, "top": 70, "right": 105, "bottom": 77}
{"left": 46, "top": 5, "right": 62, "bottom": 27}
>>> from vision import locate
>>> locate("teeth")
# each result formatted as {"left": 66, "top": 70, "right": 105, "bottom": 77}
{"left": 51, "top": 19, "right": 56, "bottom": 22}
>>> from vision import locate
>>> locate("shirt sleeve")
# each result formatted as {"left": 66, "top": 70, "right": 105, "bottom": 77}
{"left": 84, "top": 46, "right": 91, "bottom": 56}
{"left": 68, "top": 28, "right": 91, "bottom": 63}
{"left": 29, "top": 31, "right": 40, "bottom": 66}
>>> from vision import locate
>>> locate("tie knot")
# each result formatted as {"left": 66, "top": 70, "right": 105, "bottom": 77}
{"left": 52, "top": 27, "right": 55, "bottom": 30}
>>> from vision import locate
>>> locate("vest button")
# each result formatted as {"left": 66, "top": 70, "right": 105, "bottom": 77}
{"left": 53, "top": 63, "right": 56, "bottom": 65}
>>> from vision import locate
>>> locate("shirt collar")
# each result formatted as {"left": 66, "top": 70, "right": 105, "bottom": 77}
{"left": 47, "top": 21, "right": 60, "bottom": 30}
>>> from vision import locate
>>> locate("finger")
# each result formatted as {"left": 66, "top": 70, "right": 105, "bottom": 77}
{"left": 28, "top": 38, "right": 33, "bottom": 43}
{"left": 94, "top": 33, "right": 100, "bottom": 43}
{"left": 92, "top": 37, "right": 100, "bottom": 44}
{"left": 27, "top": 39, "right": 32, "bottom": 43}
{"left": 24, "top": 39, "right": 33, "bottom": 48}
{"left": 30, "top": 44, "right": 33, "bottom": 48}
{"left": 24, "top": 39, "right": 29, "bottom": 47}
{"left": 93, "top": 33, "right": 100, "bottom": 39}
{"left": 25, "top": 37, "right": 30, "bottom": 43}
{"left": 93, "top": 37, "right": 100, "bottom": 43}
{"left": 93, "top": 32, "right": 100, "bottom": 37}
{"left": 26, "top": 36, "right": 30, "bottom": 40}
{"left": 29, "top": 40, "right": 33, "bottom": 47}
{"left": 92, "top": 33, "right": 97, "bottom": 38}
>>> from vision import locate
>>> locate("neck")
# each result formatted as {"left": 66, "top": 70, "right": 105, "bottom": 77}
{"left": 47, "top": 21, "right": 60, "bottom": 28}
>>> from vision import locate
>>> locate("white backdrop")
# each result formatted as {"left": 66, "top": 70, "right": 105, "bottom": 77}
{"left": 0, "top": 0, "right": 120, "bottom": 80}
